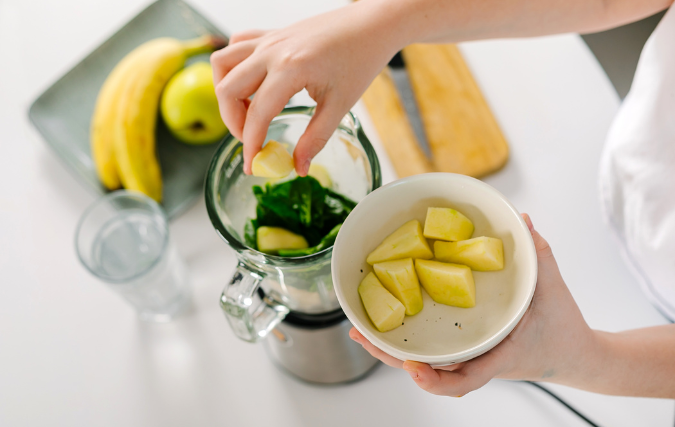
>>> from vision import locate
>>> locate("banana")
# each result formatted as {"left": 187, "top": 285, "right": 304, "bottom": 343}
{"left": 90, "top": 42, "right": 159, "bottom": 190}
{"left": 91, "top": 35, "right": 223, "bottom": 199}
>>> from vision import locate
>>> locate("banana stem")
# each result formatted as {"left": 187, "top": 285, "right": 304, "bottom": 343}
{"left": 182, "top": 34, "right": 227, "bottom": 56}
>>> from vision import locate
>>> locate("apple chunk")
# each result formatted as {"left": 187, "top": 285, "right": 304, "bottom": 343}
{"left": 435, "top": 237, "right": 504, "bottom": 271}
{"left": 367, "top": 220, "right": 433, "bottom": 265}
{"left": 373, "top": 258, "right": 424, "bottom": 315}
{"left": 414, "top": 259, "right": 475, "bottom": 308}
{"left": 256, "top": 226, "right": 308, "bottom": 254}
{"left": 308, "top": 164, "right": 332, "bottom": 188}
{"left": 358, "top": 272, "right": 405, "bottom": 332}
{"left": 423, "top": 207, "right": 474, "bottom": 241}
{"left": 251, "top": 140, "right": 294, "bottom": 178}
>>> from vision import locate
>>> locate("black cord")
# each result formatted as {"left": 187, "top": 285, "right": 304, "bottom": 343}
{"left": 522, "top": 381, "right": 601, "bottom": 427}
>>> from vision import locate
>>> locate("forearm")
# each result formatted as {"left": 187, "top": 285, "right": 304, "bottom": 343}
{"left": 559, "top": 325, "right": 675, "bottom": 398}
{"left": 361, "top": 0, "right": 673, "bottom": 48}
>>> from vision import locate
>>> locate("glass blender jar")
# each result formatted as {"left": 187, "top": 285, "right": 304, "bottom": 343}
{"left": 205, "top": 106, "right": 381, "bottom": 383}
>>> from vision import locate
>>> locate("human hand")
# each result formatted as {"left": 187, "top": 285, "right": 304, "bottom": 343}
{"left": 350, "top": 213, "right": 596, "bottom": 396}
{"left": 210, "top": 1, "right": 405, "bottom": 176}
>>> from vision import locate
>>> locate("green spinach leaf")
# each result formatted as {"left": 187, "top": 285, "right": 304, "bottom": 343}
{"left": 245, "top": 176, "right": 356, "bottom": 254}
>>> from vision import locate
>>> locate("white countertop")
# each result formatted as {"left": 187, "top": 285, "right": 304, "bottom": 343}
{"left": 1, "top": 0, "right": 673, "bottom": 426}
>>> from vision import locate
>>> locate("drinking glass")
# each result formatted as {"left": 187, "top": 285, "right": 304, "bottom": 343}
{"left": 75, "top": 190, "right": 190, "bottom": 321}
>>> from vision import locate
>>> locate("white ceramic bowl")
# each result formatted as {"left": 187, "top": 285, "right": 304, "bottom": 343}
{"left": 332, "top": 173, "right": 537, "bottom": 365}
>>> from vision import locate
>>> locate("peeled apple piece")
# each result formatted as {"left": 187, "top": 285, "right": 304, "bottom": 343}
{"left": 251, "top": 140, "right": 294, "bottom": 178}
{"left": 308, "top": 164, "right": 332, "bottom": 188}
{"left": 435, "top": 236, "right": 504, "bottom": 271}
{"left": 366, "top": 220, "right": 433, "bottom": 265}
{"left": 373, "top": 258, "right": 424, "bottom": 316}
{"left": 414, "top": 259, "right": 475, "bottom": 308}
{"left": 256, "top": 226, "right": 308, "bottom": 254}
{"left": 423, "top": 207, "right": 474, "bottom": 241}
{"left": 358, "top": 272, "right": 405, "bottom": 332}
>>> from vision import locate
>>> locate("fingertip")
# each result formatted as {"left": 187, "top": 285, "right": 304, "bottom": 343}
{"left": 522, "top": 213, "right": 534, "bottom": 232}
{"left": 403, "top": 362, "right": 420, "bottom": 380}
{"left": 348, "top": 327, "right": 363, "bottom": 343}
{"left": 293, "top": 138, "right": 323, "bottom": 177}
{"left": 403, "top": 361, "right": 432, "bottom": 378}
{"left": 293, "top": 103, "right": 341, "bottom": 176}
{"left": 295, "top": 158, "right": 311, "bottom": 177}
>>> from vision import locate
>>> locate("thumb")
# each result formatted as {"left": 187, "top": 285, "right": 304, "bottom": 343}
{"left": 522, "top": 213, "right": 553, "bottom": 260}
{"left": 293, "top": 102, "right": 344, "bottom": 176}
{"left": 521, "top": 213, "right": 561, "bottom": 281}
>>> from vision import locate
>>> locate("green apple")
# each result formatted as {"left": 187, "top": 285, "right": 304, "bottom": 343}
{"left": 161, "top": 62, "right": 227, "bottom": 145}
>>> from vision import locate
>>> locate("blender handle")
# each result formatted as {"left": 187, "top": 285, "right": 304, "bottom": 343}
{"left": 220, "top": 263, "right": 290, "bottom": 343}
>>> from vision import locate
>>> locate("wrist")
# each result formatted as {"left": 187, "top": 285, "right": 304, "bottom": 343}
{"left": 352, "top": 0, "right": 421, "bottom": 53}
{"left": 549, "top": 328, "right": 609, "bottom": 388}
{"left": 358, "top": 0, "right": 461, "bottom": 46}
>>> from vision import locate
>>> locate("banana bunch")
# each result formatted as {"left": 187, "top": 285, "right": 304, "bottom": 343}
{"left": 91, "top": 35, "right": 223, "bottom": 201}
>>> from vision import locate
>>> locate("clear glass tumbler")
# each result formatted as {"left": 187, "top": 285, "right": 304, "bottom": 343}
{"left": 75, "top": 190, "right": 190, "bottom": 322}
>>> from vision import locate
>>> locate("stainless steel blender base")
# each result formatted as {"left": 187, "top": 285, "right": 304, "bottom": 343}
{"left": 264, "top": 317, "right": 379, "bottom": 384}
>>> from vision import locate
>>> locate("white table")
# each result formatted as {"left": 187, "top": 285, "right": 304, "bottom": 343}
{"left": 1, "top": 0, "right": 673, "bottom": 426}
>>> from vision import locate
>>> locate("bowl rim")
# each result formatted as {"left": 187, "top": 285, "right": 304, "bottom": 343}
{"left": 331, "top": 172, "right": 538, "bottom": 365}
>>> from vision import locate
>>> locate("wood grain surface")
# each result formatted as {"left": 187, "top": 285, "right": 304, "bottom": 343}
{"left": 361, "top": 44, "right": 508, "bottom": 178}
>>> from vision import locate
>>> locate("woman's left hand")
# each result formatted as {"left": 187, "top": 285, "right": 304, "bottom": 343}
{"left": 349, "top": 213, "right": 597, "bottom": 397}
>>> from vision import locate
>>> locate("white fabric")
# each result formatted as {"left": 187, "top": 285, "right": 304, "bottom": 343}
{"left": 600, "top": 6, "right": 675, "bottom": 321}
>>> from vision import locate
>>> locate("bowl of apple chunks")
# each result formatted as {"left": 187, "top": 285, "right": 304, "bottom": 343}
{"left": 359, "top": 208, "right": 505, "bottom": 333}
{"left": 332, "top": 173, "right": 537, "bottom": 365}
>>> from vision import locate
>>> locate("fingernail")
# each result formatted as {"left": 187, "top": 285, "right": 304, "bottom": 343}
{"left": 403, "top": 364, "right": 418, "bottom": 376}
{"left": 302, "top": 160, "right": 311, "bottom": 176}
{"left": 523, "top": 214, "right": 534, "bottom": 231}
{"left": 405, "top": 368, "right": 419, "bottom": 380}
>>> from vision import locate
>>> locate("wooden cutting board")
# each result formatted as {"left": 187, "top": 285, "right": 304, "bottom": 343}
{"left": 360, "top": 68, "right": 433, "bottom": 177}
{"left": 361, "top": 43, "right": 508, "bottom": 178}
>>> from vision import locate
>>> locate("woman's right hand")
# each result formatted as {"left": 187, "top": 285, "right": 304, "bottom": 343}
{"left": 210, "top": 0, "right": 404, "bottom": 176}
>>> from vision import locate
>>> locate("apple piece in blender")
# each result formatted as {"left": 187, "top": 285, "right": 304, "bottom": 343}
{"left": 423, "top": 207, "right": 474, "bottom": 241}
{"left": 373, "top": 258, "right": 424, "bottom": 316}
{"left": 160, "top": 62, "right": 228, "bottom": 145}
{"left": 435, "top": 236, "right": 504, "bottom": 271}
{"left": 251, "top": 140, "right": 295, "bottom": 178}
{"left": 308, "top": 164, "right": 332, "bottom": 188}
{"left": 414, "top": 259, "right": 476, "bottom": 308}
{"left": 366, "top": 220, "right": 433, "bottom": 265}
{"left": 256, "top": 226, "right": 308, "bottom": 254}
{"left": 358, "top": 272, "right": 405, "bottom": 332}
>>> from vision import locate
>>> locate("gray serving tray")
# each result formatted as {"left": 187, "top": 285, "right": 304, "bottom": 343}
{"left": 28, "top": 0, "right": 229, "bottom": 219}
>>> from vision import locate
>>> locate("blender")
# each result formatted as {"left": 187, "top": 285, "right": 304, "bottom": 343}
{"left": 204, "top": 106, "right": 381, "bottom": 383}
